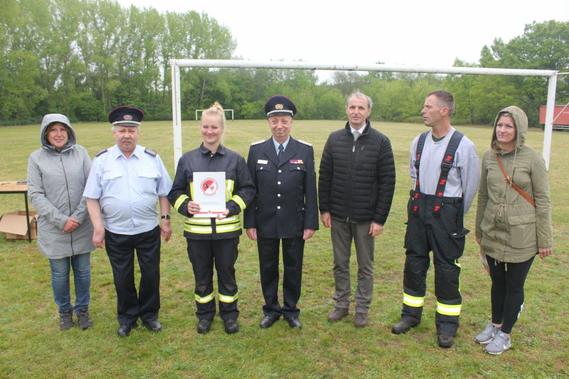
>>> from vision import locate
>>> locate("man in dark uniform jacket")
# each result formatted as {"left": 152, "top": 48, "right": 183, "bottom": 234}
{"left": 244, "top": 95, "right": 318, "bottom": 329}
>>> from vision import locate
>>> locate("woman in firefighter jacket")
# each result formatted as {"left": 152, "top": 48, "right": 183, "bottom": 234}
{"left": 474, "top": 106, "right": 552, "bottom": 355}
{"left": 168, "top": 102, "right": 255, "bottom": 335}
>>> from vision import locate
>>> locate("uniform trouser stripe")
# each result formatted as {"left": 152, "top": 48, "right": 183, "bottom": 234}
{"left": 187, "top": 238, "right": 239, "bottom": 321}
{"left": 401, "top": 195, "right": 465, "bottom": 332}
{"left": 436, "top": 301, "right": 462, "bottom": 316}
{"left": 403, "top": 292, "right": 425, "bottom": 307}
{"left": 195, "top": 292, "right": 215, "bottom": 304}
{"left": 219, "top": 292, "right": 239, "bottom": 303}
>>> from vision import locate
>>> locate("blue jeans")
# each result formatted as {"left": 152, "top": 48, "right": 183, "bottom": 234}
{"left": 49, "top": 253, "right": 91, "bottom": 313}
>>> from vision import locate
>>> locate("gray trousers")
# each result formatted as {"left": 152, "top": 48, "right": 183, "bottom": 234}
{"left": 331, "top": 217, "right": 375, "bottom": 313}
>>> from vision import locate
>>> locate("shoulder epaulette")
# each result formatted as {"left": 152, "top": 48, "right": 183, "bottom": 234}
{"left": 297, "top": 139, "right": 312, "bottom": 147}
{"left": 250, "top": 140, "right": 264, "bottom": 146}
{"left": 95, "top": 149, "right": 108, "bottom": 157}
{"left": 144, "top": 148, "right": 157, "bottom": 157}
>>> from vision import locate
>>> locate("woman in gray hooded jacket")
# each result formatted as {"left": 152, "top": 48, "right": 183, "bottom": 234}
{"left": 474, "top": 106, "right": 553, "bottom": 355}
{"left": 27, "top": 114, "right": 94, "bottom": 330}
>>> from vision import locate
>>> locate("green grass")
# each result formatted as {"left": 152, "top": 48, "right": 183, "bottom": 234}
{"left": 1, "top": 120, "right": 568, "bottom": 378}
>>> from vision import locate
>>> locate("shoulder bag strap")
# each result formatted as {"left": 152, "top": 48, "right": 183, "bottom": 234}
{"left": 495, "top": 154, "right": 536, "bottom": 208}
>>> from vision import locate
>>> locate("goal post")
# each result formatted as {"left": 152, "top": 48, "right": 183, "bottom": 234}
{"left": 170, "top": 59, "right": 558, "bottom": 169}
{"left": 195, "top": 108, "right": 234, "bottom": 121}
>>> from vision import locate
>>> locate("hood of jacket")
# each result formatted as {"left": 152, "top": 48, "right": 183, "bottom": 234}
{"left": 491, "top": 105, "right": 528, "bottom": 152}
{"left": 40, "top": 113, "right": 77, "bottom": 153}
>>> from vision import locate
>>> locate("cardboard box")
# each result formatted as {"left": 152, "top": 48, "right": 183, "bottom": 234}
{"left": 0, "top": 210, "right": 38, "bottom": 240}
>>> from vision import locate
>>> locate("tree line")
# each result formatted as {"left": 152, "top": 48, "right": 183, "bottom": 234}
{"left": 1, "top": 0, "right": 568, "bottom": 126}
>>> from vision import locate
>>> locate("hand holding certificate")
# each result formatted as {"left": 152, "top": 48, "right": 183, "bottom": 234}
{"left": 192, "top": 172, "right": 227, "bottom": 218}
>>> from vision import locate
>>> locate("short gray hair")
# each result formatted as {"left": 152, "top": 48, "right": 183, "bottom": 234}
{"left": 427, "top": 90, "right": 455, "bottom": 116}
{"left": 346, "top": 91, "right": 373, "bottom": 110}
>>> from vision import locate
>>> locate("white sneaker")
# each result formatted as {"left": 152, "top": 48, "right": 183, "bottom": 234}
{"left": 475, "top": 323, "right": 498, "bottom": 345}
{"left": 485, "top": 331, "right": 512, "bottom": 355}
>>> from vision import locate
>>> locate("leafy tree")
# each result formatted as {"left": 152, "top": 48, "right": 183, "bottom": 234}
{"left": 0, "top": 51, "right": 47, "bottom": 120}
{"left": 1, "top": 5, "right": 567, "bottom": 125}
{"left": 477, "top": 20, "right": 569, "bottom": 125}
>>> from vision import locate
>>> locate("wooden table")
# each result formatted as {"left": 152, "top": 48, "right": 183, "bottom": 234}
{"left": 0, "top": 181, "right": 32, "bottom": 242}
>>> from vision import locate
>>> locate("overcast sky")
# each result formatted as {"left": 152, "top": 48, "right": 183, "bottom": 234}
{"left": 117, "top": 0, "right": 568, "bottom": 73}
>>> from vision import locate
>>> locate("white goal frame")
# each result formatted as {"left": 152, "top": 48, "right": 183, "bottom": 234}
{"left": 170, "top": 59, "right": 558, "bottom": 169}
{"left": 195, "top": 108, "right": 234, "bottom": 121}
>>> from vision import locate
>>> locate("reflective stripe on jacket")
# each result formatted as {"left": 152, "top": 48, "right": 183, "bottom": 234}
{"left": 168, "top": 144, "right": 255, "bottom": 240}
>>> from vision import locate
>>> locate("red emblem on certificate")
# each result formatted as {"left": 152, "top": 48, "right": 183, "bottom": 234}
{"left": 200, "top": 177, "right": 218, "bottom": 195}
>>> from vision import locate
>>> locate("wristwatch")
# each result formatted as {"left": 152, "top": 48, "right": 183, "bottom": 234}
{"left": 161, "top": 214, "right": 170, "bottom": 220}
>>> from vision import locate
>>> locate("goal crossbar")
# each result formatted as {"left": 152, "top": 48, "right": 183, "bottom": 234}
{"left": 170, "top": 59, "right": 558, "bottom": 169}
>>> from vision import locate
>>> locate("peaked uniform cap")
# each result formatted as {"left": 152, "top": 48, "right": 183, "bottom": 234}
{"left": 265, "top": 95, "right": 297, "bottom": 117}
{"left": 108, "top": 106, "right": 144, "bottom": 126}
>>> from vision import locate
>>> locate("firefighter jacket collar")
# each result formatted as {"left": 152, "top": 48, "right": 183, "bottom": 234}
{"left": 199, "top": 143, "right": 226, "bottom": 156}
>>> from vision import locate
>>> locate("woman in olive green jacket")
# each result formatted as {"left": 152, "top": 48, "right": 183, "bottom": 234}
{"left": 474, "top": 105, "right": 552, "bottom": 355}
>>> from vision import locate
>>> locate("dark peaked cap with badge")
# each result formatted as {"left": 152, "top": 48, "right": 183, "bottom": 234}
{"left": 108, "top": 105, "right": 144, "bottom": 127}
{"left": 265, "top": 95, "right": 297, "bottom": 118}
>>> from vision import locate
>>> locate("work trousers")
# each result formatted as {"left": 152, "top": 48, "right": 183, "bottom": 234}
{"left": 105, "top": 226, "right": 161, "bottom": 326}
{"left": 401, "top": 193, "right": 467, "bottom": 335}
{"left": 487, "top": 255, "right": 535, "bottom": 334}
{"left": 257, "top": 236, "right": 305, "bottom": 319}
{"left": 331, "top": 217, "right": 375, "bottom": 313}
{"left": 186, "top": 238, "right": 239, "bottom": 321}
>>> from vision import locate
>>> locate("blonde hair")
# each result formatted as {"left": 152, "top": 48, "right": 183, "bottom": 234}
{"left": 201, "top": 101, "right": 226, "bottom": 128}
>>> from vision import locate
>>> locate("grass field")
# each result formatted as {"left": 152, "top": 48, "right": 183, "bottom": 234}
{"left": 1, "top": 119, "right": 568, "bottom": 378}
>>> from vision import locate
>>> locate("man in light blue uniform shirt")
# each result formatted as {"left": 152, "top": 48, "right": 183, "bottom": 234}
{"left": 84, "top": 105, "right": 172, "bottom": 337}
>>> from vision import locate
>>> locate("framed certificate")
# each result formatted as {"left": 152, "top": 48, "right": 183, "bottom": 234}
{"left": 193, "top": 172, "right": 226, "bottom": 218}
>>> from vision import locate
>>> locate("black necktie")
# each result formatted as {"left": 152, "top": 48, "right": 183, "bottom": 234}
{"left": 278, "top": 144, "right": 284, "bottom": 163}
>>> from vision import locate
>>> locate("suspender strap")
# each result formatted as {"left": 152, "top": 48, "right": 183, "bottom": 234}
{"left": 433, "top": 131, "right": 464, "bottom": 214}
{"left": 413, "top": 132, "right": 429, "bottom": 193}
{"left": 410, "top": 132, "right": 429, "bottom": 214}
{"left": 495, "top": 154, "right": 536, "bottom": 208}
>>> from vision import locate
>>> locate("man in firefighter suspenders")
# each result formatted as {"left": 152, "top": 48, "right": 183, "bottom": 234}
{"left": 392, "top": 91, "right": 480, "bottom": 348}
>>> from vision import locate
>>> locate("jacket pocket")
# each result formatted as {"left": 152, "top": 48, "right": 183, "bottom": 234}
{"left": 137, "top": 170, "right": 159, "bottom": 194}
{"left": 508, "top": 214, "right": 537, "bottom": 249}
{"left": 256, "top": 165, "right": 272, "bottom": 186}
{"left": 102, "top": 170, "right": 122, "bottom": 181}
{"left": 256, "top": 164, "right": 272, "bottom": 173}
{"left": 289, "top": 165, "right": 306, "bottom": 178}
{"left": 101, "top": 170, "right": 123, "bottom": 193}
